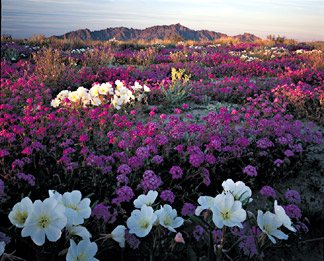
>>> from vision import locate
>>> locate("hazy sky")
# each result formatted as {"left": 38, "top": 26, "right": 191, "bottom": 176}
{"left": 1, "top": 0, "right": 324, "bottom": 41}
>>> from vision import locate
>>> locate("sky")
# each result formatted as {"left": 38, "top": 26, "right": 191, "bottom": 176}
{"left": 1, "top": 0, "right": 324, "bottom": 42}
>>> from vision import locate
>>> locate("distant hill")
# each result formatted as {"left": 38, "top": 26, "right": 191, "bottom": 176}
{"left": 50, "top": 23, "right": 260, "bottom": 42}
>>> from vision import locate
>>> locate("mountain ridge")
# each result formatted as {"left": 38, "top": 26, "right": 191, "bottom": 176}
{"left": 50, "top": 23, "right": 260, "bottom": 42}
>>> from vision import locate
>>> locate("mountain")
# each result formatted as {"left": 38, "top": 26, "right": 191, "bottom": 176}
{"left": 50, "top": 23, "right": 260, "bottom": 42}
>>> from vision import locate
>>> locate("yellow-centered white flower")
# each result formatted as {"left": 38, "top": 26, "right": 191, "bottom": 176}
{"left": 195, "top": 196, "right": 216, "bottom": 216}
{"left": 134, "top": 190, "right": 158, "bottom": 208}
{"left": 127, "top": 205, "right": 157, "bottom": 237}
{"left": 66, "top": 238, "right": 98, "bottom": 261}
{"left": 50, "top": 98, "right": 61, "bottom": 108}
{"left": 8, "top": 197, "right": 33, "bottom": 228}
{"left": 155, "top": 204, "right": 184, "bottom": 232}
{"left": 21, "top": 197, "right": 67, "bottom": 246}
{"left": 211, "top": 193, "right": 246, "bottom": 229}
{"left": 222, "top": 179, "right": 252, "bottom": 203}
{"left": 90, "top": 84, "right": 100, "bottom": 97}
{"left": 257, "top": 210, "right": 288, "bottom": 244}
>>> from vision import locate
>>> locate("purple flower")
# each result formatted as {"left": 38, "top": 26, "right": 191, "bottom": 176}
{"left": 91, "top": 203, "right": 117, "bottom": 223}
{"left": 125, "top": 230, "right": 140, "bottom": 249}
{"left": 79, "top": 134, "right": 88, "bottom": 142}
{"left": 189, "top": 154, "right": 204, "bottom": 168}
{"left": 154, "top": 134, "right": 169, "bottom": 145}
{"left": 205, "top": 154, "right": 216, "bottom": 164}
{"left": 128, "top": 156, "right": 143, "bottom": 169}
{"left": 181, "top": 203, "right": 196, "bottom": 216}
{"left": 256, "top": 137, "right": 274, "bottom": 149}
{"left": 117, "top": 164, "right": 132, "bottom": 175}
{"left": 151, "top": 155, "right": 164, "bottom": 165}
{"left": 284, "top": 150, "right": 294, "bottom": 157}
{"left": 285, "top": 190, "right": 301, "bottom": 204}
{"left": 169, "top": 166, "right": 183, "bottom": 179}
{"left": 193, "top": 225, "right": 207, "bottom": 242}
{"left": 136, "top": 147, "right": 150, "bottom": 159}
{"left": 160, "top": 190, "right": 175, "bottom": 204}
{"left": 0, "top": 150, "right": 9, "bottom": 157}
{"left": 112, "top": 186, "right": 135, "bottom": 205}
{"left": 141, "top": 170, "right": 162, "bottom": 192}
{"left": 201, "top": 168, "right": 210, "bottom": 186}
{"left": 116, "top": 174, "right": 129, "bottom": 186}
{"left": 259, "top": 186, "right": 276, "bottom": 199}
{"left": 274, "top": 159, "right": 283, "bottom": 167}
{"left": 283, "top": 204, "right": 302, "bottom": 219}
{"left": 243, "top": 165, "right": 258, "bottom": 177}
{"left": 174, "top": 145, "right": 184, "bottom": 154}
{"left": 16, "top": 173, "right": 35, "bottom": 186}
{"left": 0, "top": 179, "right": 6, "bottom": 202}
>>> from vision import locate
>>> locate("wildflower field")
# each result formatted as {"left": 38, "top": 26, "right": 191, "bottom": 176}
{"left": 1, "top": 38, "right": 324, "bottom": 260}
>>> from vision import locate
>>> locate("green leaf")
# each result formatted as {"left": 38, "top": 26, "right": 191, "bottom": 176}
{"left": 187, "top": 214, "right": 209, "bottom": 233}
{"left": 208, "top": 231, "right": 215, "bottom": 261}
{"left": 85, "top": 192, "right": 95, "bottom": 198}
{"left": 90, "top": 200, "right": 99, "bottom": 209}
{"left": 183, "top": 131, "right": 189, "bottom": 142}
{"left": 187, "top": 245, "right": 197, "bottom": 261}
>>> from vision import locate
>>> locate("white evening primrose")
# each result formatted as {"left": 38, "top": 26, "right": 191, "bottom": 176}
{"left": 21, "top": 197, "right": 67, "bottom": 246}
{"left": 77, "top": 87, "right": 90, "bottom": 100}
{"left": 50, "top": 98, "right": 61, "bottom": 108}
{"left": 68, "top": 91, "right": 81, "bottom": 103}
{"left": 257, "top": 210, "right": 288, "bottom": 244}
{"left": 66, "top": 239, "right": 98, "bottom": 261}
{"left": 131, "top": 82, "right": 143, "bottom": 91}
{"left": 0, "top": 241, "right": 5, "bottom": 256}
{"left": 120, "top": 94, "right": 130, "bottom": 104}
{"left": 111, "top": 96, "right": 122, "bottom": 110}
{"left": 48, "top": 190, "right": 63, "bottom": 202}
{"left": 195, "top": 196, "right": 215, "bottom": 216}
{"left": 62, "top": 190, "right": 91, "bottom": 226}
{"left": 134, "top": 190, "right": 158, "bottom": 208}
{"left": 67, "top": 225, "right": 92, "bottom": 239}
{"left": 144, "top": 85, "right": 151, "bottom": 92}
{"left": 155, "top": 204, "right": 184, "bottom": 232}
{"left": 91, "top": 97, "right": 101, "bottom": 106}
{"left": 8, "top": 197, "right": 34, "bottom": 228}
{"left": 90, "top": 84, "right": 100, "bottom": 97}
{"left": 111, "top": 225, "right": 126, "bottom": 248}
{"left": 222, "top": 179, "right": 252, "bottom": 203}
{"left": 115, "top": 80, "right": 124, "bottom": 90}
{"left": 127, "top": 205, "right": 157, "bottom": 237}
{"left": 99, "top": 82, "right": 112, "bottom": 95}
{"left": 211, "top": 193, "right": 246, "bottom": 229}
{"left": 274, "top": 200, "right": 296, "bottom": 232}
{"left": 57, "top": 90, "right": 70, "bottom": 100}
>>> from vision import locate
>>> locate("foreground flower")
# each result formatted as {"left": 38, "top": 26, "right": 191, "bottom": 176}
{"left": 211, "top": 193, "right": 246, "bottom": 229}
{"left": 62, "top": 190, "right": 91, "bottom": 225}
{"left": 8, "top": 197, "right": 33, "bottom": 228}
{"left": 195, "top": 196, "right": 216, "bottom": 216}
{"left": 222, "top": 179, "right": 252, "bottom": 203}
{"left": 67, "top": 225, "right": 92, "bottom": 239}
{"left": 155, "top": 204, "right": 184, "bottom": 232}
{"left": 66, "top": 239, "right": 98, "bottom": 261}
{"left": 127, "top": 205, "right": 157, "bottom": 237}
{"left": 0, "top": 241, "right": 5, "bottom": 256}
{"left": 111, "top": 225, "right": 126, "bottom": 248}
{"left": 274, "top": 200, "right": 296, "bottom": 232}
{"left": 257, "top": 210, "right": 288, "bottom": 244}
{"left": 21, "top": 197, "right": 67, "bottom": 246}
{"left": 133, "top": 190, "right": 158, "bottom": 208}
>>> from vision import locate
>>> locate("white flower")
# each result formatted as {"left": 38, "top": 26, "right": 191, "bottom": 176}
{"left": 211, "top": 193, "right": 246, "bottom": 229}
{"left": 91, "top": 97, "right": 101, "bottom": 106}
{"left": 115, "top": 80, "right": 124, "bottom": 89}
{"left": 0, "top": 241, "right": 5, "bottom": 256}
{"left": 127, "top": 205, "right": 157, "bottom": 237}
{"left": 257, "top": 210, "right": 288, "bottom": 244}
{"left": 56, "top": 90, "right": 70, "bottom": 100}
{"left": 274, "top": 200, "right": 296, "bottom": 232}
{"left": 68, "top": 91, "right": 81, "bottom": 103}
{"left": 195, "top": 196, "right": 215, "bottom": 216}
{"left": 67, "top": 225, "right": 92, "bottom": 239}
{"left": 48, "top": 190, "right": 63, "bottom": 202}
{"left": 77, "top": 87, "right": 90, "bottom": 100}
{"left": 8, "top": 197, "right": 34, "bottom": 228}
{"left": 131, "top": 82, "right": 143, "bottom": 91}
{"left": 99, "top": 82, "right": 112, "bottom": 95}
{"left": 133, "top": 190, "right": 158, "bottom": 208}
{"left": 62, "top": 190, "right": 91, "bottom": 226}
{"left": 155, "top": 204, "right": 184, "bottom": 232}
{"left": 143, "top": 85, "right": 151, "bottom": 92}
{"left": 50, "top": 98, "right": 61, "bottom": 108}
{"left": 90, "top": 84, "right": 100, "bottom": 97}
{"left": 111, "top": 96, "right": 122, "bottom": 110}
{"left": 21, "top": 197, "right": 67, "bottom": 246}
{"left": 111, "top": 225, "right": 126, "bottom": 248}
{"left": 66, "top": 239, "right": 98, "bottom": 261}
{"left": 221, "top": 179, "right": 252, "bottom": 203}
